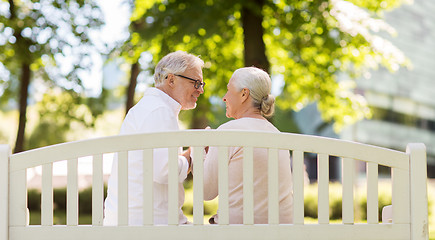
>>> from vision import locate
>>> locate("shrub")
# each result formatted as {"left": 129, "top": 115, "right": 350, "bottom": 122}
{"left": 28, "top": 189, "right": 41, "bottom": 211}
{"left": 53, "top": 188, "right": 67, "bottom": 211}
{"left": 27, "top": 185, "right": 108, "bottom": 215}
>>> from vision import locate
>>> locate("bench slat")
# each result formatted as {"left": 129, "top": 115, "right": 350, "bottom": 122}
{"left": 292, "top": 150, "right": 304, "bottom": 224}
{"left": 366, "top": 162, "right": 378, "bottom": 224}
{"left": 267, "top": 148, "right": 279, "bottom": 225}
{"left": 318, "top": 154, "right": 329, "bottom": 224}
{"left": 168, "top": 147, "right": 179, "bottom": 225}
{"left": 92, "top": 154, "right": 104, "bottom": 226}
{"left": 408, "top": 143, "right": 429, "bottom": 240}
{"left": 218, "top": 147, "right": 229, "bottom": 225}
{"left": 9, "top": 169, "right": 26, "bottom": 226}
{"left": 342, "top": 158, "right": 354, "bottom": 224}
{"left": 118, "top": 151, "right": 128, "bottom": 226}
{"left": 0, "top": 145, "right": 9, "bottom": 239}
{"left": 67, "top": 158, "right": 78, "bottom": 226}
{"left": 143, "top": 149, "right": 153, "bottom": 225}
{"left": 392, "top": 168, "right": 410, "bottom": 224}
{"left": 5, "top": 130, "right": 424, "bottom": 240}
{"left": 9, "top": 131, "right": 409, "bottom": 172}
{"left": 9, "top": 224, "right": 411, "bottom": 240}
{"left": 243, "top": 146, "right": 254, "bottom": 225}
{"left": 193, "top": 146, "right": 204, "bottom": 225}
{"left": 42, "top": 163, "right": 53, "bottom": 226}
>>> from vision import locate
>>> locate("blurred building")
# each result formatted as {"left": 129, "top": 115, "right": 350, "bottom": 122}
{"left": 340, "top": 0, "right": 435, "bottom": 177}
{"left": 295, "top": 0, "right": 435, "bottom": 180}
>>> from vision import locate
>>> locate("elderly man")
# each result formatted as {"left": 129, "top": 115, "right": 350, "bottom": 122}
{"left": 104, "top": 51, "right": 205, "bottom": 225}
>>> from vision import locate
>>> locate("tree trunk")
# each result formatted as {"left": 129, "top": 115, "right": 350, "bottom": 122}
{"left": 126, "top": 62, "right": 140, "bottom": 115}
{"left": 14, "top": 63, "right": 31, "bottom": 153}
{"left": 241, "top": 0, "right": 270, "bottom": 73}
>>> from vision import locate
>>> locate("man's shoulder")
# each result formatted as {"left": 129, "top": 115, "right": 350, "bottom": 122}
{"left": 133, "top": 94, "right": 169, "bottom": 112}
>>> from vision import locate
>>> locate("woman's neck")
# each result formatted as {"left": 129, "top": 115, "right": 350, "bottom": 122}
{"left": 236, "top": 108, "right": 264, "bottom": 120}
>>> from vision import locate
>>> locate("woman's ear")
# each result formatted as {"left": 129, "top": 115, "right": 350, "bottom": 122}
{"left": 241, "top": 88, "right": 250, "bottom": 102}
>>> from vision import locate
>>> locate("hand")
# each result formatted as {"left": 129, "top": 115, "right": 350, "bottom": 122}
{"left": 181, "top": 147, "right": 192, "bottom": 174}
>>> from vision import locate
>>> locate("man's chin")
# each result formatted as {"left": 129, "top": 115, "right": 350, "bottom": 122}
{"left": 182, "top": 103, "right": 197, "bottom": 110}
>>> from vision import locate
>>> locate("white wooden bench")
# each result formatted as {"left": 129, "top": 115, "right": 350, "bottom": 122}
{"left": 0, "top": 130, "right": 429, "bottom": 240}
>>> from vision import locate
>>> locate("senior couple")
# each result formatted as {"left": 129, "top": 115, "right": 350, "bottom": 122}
{"left": 103, "top": 51, "right": 293, "bottom": 225}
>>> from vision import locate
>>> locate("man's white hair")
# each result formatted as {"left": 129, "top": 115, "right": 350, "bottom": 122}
{"left": 154, "top": 51, "right": 204, "bottom": 87}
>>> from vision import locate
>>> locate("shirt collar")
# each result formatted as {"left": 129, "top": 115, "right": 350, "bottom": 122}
{"left": 145, "top": 87, "right": 182, "bottom": 115}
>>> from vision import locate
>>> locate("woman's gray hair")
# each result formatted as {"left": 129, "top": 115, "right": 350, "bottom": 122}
{"left": 232, "top": 67, "right": 275, "bottom": 117}
{"left": 154, "top": 51, "right": 204, "bottom": 87}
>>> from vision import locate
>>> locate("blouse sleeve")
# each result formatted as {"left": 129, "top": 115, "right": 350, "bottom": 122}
{"left": 203, "top": 145, "right": 220, "bottom": 200}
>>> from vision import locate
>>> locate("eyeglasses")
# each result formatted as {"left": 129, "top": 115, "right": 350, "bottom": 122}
{"left": 174, "top": 74, "right": 205, "bottom": 89}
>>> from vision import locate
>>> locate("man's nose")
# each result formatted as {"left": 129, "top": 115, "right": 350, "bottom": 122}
{"left": 198, "top": 84, "right": 204, "bottom": 94}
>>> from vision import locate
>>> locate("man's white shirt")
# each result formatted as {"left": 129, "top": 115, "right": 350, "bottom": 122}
{"left": 104, "top": 87, "right": 189, "bottom": 225}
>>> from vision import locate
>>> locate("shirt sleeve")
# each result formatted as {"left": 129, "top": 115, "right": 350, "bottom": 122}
{"left": 136, "top": 106, "right": 189, "bottom": 184}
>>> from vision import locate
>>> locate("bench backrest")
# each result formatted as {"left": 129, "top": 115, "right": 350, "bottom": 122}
{"left": 0, "top": 130, "right": 429, "bottom": 240}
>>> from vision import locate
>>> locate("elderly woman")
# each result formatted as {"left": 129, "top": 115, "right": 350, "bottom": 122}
{"left": 203, "top": 67, "right": 293, "bottom": 224}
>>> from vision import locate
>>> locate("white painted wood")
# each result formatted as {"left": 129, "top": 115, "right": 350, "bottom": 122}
{"left": 142, "top": 149, "right": 153, "bottom": 225}
{"left": 0, "top": 145, "right": 10, "bottom": 240}
{"left": 9, "top": 131, "right": 409, "bottom": 172}
{"left": 366, "top": 162, "right": 379, "bottom": 224}
{"left": 41, "top": 163, "right": 53, "bottom": 226}
{"left": 67, "top": 158, "right": 78, "bottom": 226}
{"left": 392, "top": 167, "right": 410, "bottom": 224}
{"left": 407, "top": 143, "right": 429, "bottom": 240}
{"left": 117, "top": 151, "right": 128, "bottom": 226}
{"left": 243, "top": 146, "right": 254, "bottom": 225}
{"left": 6, "top": 130, "right": 425, "bottom": 240}
{"left": 9, "top": 169, "right": 26, "bottom": 227}
{"left": 292, "top": 150, "right": 305, "bottom": 224}
{"left": 9, "top": 224, "right": 411, "bottom": 240}
{"left": 317, "top": 154, "right": 329, "bottom": 224}
{"left": 168, "top": 147, "right": 179, "bottom": 225}
{"left": 218, "top": 147, "right": 229, "bottom": 225}
{"left": 342, "top": 158, "right": 354, "bottom": 224}
{"left": 92, "top": 154, "right": 104, "bottom": 226}
{"left": 267, "top": 148, "right": 279, "bottom": 225}
{"left": 193, "top": 146, "right": 204, "bottom": 225}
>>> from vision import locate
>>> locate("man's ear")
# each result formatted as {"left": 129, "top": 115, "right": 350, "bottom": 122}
{"left": 166, "top": 74, "right": 175, "bottom": 88}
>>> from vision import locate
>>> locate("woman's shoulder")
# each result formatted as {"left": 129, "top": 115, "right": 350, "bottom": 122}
{"left": 216, "top": 119, "right": 243, "bottom": 130}
{"left": 217, "top": 118, "right": 279, "bottom": 132}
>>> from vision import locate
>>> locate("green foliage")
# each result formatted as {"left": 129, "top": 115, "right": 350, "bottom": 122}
{"left": 0, "top": 0, "right": 106, "bottom": 151}
{"left": 28, "top": 189, "right": 41, "bottom": 211}
{"left": 123, "top": 0, "right": 409, "bottom": 131}
{"left": 272, "top": 108, "right": 300, "bottom": 133}
{"left": 28, "top": 185, "right": 108, "bottom": 215}
{"left": 183, "top": 187, "right": 219, "bottom": 216}
{"left": 26, "top": 89, "right": 106, "bottom": 149}
{"left": 79, "top": 185, "right": 108, "bottom": 214}
{"left": 53, "top": 188, "right": 67, "bottom": 211}
{"left": 0, "top": 0, "right": 104, "bottom": 94}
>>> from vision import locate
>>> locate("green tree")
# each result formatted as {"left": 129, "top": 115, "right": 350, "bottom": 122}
{"left": 26, "top": 88, "right": 106, "bottom": 150}
{"left": 0, "top": 0, "right": 103, "bottom": 152}
{"left": 122, "top": 0, "right": 410, "bottom": 130}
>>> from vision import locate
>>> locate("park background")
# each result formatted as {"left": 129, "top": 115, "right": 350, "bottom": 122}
{"left": 1, "top": 0, "right": 434, "bottom": 238}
